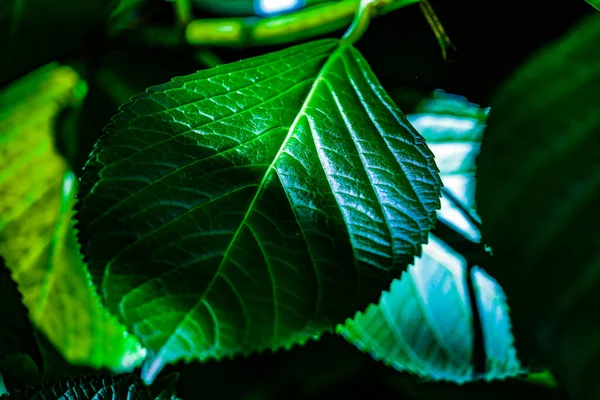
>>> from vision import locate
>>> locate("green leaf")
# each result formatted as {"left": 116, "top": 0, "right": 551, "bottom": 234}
{"left": 0, "top": 64, "right": 144, "bottom": 371}
{"left": 0, "top": 257, "right": 43, "bottom": 385}
{"left": 0, "top": 373, "right": 180, "bottom": 400}
{"left": 340, "top": 236, "right": 522, "bottom": 382}
{"left": 476, "top": 13, "right": 600, "bottom": 400}
{"left": 76, "top": 38, "right": 441, "bottom": 383}
{"left": 408, "top": 90, "right": 488, "bottom": 231}
{"left": 586, "top": 0, "right": 600, "bottom": 11}
{"left": 339, "top": 92, "right": 523, "bottom": 382}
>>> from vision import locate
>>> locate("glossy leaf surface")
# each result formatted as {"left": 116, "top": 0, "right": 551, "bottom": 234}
{"left": 340, "top": 92, "right": 522, "bottom": 382}
{"left": 476, "top": 13, "right": 600, "bottom": 400}
{"left": 0, "top": 64, "right": 144, "bottom": 370}
{"left": 76, "top": 39, "right": 441, "bottom": 382}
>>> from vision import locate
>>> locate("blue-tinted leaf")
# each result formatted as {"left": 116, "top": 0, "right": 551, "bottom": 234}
{"left": 340, "top": 91, "right": 523, "bottom": 382}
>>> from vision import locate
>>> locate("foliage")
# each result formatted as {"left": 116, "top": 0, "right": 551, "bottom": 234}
{"left": 476, "top": 12, "right": 600, "bottom": 400}
{"left": 0, "top": 0, "right": 596, "bottom": 399}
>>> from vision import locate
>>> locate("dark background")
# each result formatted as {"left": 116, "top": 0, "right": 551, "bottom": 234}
{"left": 0, "top": 0, "right": 591, "bottom": 398}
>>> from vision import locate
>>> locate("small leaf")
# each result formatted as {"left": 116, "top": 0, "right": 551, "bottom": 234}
{"left": 0, "top": 64, "right": 144, "bottom": 370}
{"left": 0, "top": 258, "right": 43, "bottom": 385}
{"left": 76, "top": 39, "right": 441, "bottom": 382}
{"left": 586, "top": 0, "right": 600, "bottom": 11}
{"left": 0, "top": 373, "right": 180, "bottom": 400}
{"left": 476, "top": 13, "right": 600, "bottom": 400}
{"left": 339, "top": 92, "right": 523, "bottom": 382}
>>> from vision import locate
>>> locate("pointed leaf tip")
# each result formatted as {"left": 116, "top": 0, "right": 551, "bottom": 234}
{"left": 76, "top": 39, "right": 441, "bottom": 377}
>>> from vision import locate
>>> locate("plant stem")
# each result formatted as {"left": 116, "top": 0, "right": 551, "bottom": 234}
{"left": 185, "top": 0, "right": 420, "bottom": 47}
{"left": 342, "top": 0, "right": 377, "bottom": 45}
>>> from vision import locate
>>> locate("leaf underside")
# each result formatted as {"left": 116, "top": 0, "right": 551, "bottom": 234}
{"left": 76, "top": 39, "right": 441, "bottom": 382}
{"left": 340, "top": 92, "right": 523, "bottom": 382}
{"left": 476, "top": 13, "right": 600, "bottom": 400}
{"left": 0, "top": 63, "right": 143, "bottom": 370}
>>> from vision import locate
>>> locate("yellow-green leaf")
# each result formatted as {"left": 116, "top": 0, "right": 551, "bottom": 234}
{"left": 0, "top": 63, "right": 144, "bottom": 370}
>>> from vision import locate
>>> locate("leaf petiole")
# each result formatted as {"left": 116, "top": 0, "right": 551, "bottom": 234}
{"left": 184, "top": 0, "right": 420, "bottom": 47}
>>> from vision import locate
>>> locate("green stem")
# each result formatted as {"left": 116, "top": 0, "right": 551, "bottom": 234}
{"left": 185, "top": 0, "right": 420, "bottom": 47}
{"left": 342, "top": 0, "right": 377, "bottom": 45}
{"left": 344, "top": 0, "right": 428, "bottom": 44}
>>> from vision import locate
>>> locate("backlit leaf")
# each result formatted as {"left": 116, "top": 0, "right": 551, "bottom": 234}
{"left": 476, "top": 13, "right": 600, "bottom": 400}
{"left": 0, "top": 64, "right": 144, "bottom": 371}
{"left": 340, "top": 92, "right": 523, "bottom": 382}
{"left": 76, "top": 39, "right": 441, "bottom": 383}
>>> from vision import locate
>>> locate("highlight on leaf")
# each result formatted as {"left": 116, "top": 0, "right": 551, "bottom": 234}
{"left": 75, "top": 38, "right": 442, "bottom": 383}
{"left": 0, "top": 63, "right": 145, "bottom": 371}
{"left": 339, "top": 91, "right": 524, "bottom": 382}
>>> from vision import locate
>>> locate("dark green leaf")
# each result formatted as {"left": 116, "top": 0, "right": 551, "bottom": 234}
{"left": 0, "top": 373, "right": 180, "bottom": 400}
{"left": 76, "top": 39, "right": 441, "bottom": 382}
{"left": 340, "top": 92, "right": 522, "bottom": 382}
{"left": 476, "top": 13, "right": 600, "bottom": 400}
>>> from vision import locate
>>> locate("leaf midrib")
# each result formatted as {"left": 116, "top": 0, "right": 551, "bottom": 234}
{"left": 146, "top": 41, "right": 349, "bottom": 360}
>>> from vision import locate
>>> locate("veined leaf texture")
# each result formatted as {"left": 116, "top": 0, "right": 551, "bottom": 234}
{"left": 76, "top": 39, "right": 442, "bottom": 382}
{"left": 340, "top": 91, "right": 524, "bottom": 382}
{"left": 0, "top": 373, "right": 180, "bottom": 400}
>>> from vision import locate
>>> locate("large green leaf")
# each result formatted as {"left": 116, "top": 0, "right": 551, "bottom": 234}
{"left": 76, "top": 39, "right": 441, "bottom": 382}
{"left": 0, "top": 64, "right": 144, "bottom": 370}
{"left": 340, "top": 92, "right": 523, "bottom": 382}
{"left": 0, "top": 373, "right": 180, "bottom": 400}
{"left": 476, "top": 13, "right": 600, "bottom": 400}
{"left": 0, "top": 258, "right": 43, "bottom": 386}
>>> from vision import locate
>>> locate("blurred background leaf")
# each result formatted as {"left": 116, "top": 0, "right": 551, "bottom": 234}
{"left": 586, "top": 0, "right": 600, "bottom": 11}
{"left": 476, "top": 12, "right": 600, "bottom": 400}
{"left": 0, "top": 63, "right": 145, "bottom": 372}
